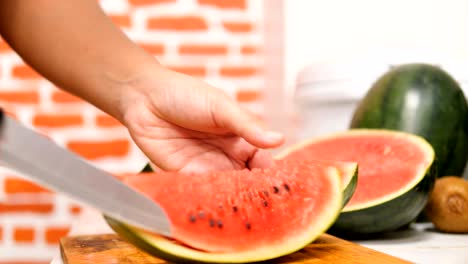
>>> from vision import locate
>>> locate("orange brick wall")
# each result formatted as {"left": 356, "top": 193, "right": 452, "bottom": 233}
{"left": 0, "top": 0, "right": 265, "bottom": 262}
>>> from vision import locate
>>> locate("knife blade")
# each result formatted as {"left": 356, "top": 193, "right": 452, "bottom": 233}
{"left": 0, "top": 111, "right": 172, "bottom": 237}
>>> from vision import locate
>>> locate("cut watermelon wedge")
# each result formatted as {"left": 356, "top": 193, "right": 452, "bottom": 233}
{"left": 104, "top": 160, "right": 343, "bottom": 263}
{"left": 277, "top": 129, "right": 436, "bottom": 236}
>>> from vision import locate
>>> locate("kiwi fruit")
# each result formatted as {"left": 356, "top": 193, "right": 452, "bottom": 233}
{"left": 424, "top": 176, "right": 468, "bottom": 233}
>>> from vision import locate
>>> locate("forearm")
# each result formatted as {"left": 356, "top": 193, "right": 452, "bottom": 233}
{"left": 0, "top": 0, "right": 157, "bottom": 121}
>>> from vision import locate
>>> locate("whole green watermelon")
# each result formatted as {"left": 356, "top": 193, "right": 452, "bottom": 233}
{"left": 351, "top": 63, "right": 468, "bottom": 177}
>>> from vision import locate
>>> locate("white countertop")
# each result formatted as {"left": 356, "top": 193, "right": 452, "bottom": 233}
{"left": 356, "top": 223, "right": 468, "bottom": 263}
{"left": 52, "top": 207, "right": 468, "bottom": 264}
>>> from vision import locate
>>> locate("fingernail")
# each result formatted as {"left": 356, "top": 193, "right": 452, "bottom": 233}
{"left": 263, "top": 130, "right": 284, "bottom": 142}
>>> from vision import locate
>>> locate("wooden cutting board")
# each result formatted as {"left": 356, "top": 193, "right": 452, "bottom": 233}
{"left": 60, "top": 233, "right": 412, "bottom": 264}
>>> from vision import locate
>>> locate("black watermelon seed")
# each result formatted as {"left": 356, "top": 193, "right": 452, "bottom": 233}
{"left": 245, "top": 222, "right": 251, "bottom": 230}
{"left": 262, "top": 200, "right": 268, "bottom": 207}
{"left": 198, "top": 211, "right": 205, "bottom": 219}
{"left": 232, "top": 206, "right": 238, "bottom": 213}
{"left": 209, "top": 219, "right": 215, "bottom": 227}
{"left": 217, "top": 220, "right": 223, "bottom": 228}
{"left": 273, "top": 186, "right": 280, "bottom": 194}
{"left": 189, "top": 214, "right": 196, "bottom": 223}
{"left": 283, "top": 183, "right": 291, "bottom": 192}
{"left": 262, "top": 190, "right": 269, "bottom": 197}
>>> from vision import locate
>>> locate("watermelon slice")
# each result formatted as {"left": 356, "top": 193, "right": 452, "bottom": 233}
{"left": 104, "top": 160, "right": 343, "bottom": 263}
{"left": 277, "top": 129, "right": 436, "bottom": 236}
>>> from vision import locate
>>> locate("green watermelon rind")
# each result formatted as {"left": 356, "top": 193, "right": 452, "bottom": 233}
{"left": 103, "top": 166, "right": 344, "bottom": 263}
{"left": 277, "top": 129, "right": 436, "bottom": 236}
{"left": 329, "top": 160, "right": 436, "bottom": 237}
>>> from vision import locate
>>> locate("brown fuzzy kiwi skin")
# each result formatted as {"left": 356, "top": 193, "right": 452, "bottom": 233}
{"left": 424, "top": 176, "right": 468, "bottom": 233}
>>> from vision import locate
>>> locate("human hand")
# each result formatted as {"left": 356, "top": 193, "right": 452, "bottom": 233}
{"left": 0, "top": 1, "right": 284, "bottom": 174}
{"left": 119, "top": 64, "right": 284, "bottom": 173}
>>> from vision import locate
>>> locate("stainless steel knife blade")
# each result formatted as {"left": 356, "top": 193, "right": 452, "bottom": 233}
{"left": 0, "top": 113, "right": 172, "bottom": 237}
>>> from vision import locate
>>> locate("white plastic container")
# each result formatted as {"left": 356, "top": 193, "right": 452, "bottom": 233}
{"left": 292, "top": 61, "right": 388, "bottom": 141}
{"left": 292, "top": 60, "right": 468, "bottom": 178}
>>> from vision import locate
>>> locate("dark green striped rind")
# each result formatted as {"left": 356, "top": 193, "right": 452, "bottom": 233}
{"left": 350, "top": 63, "right": 468, "bottom": 177}
{"left": 328, "top": 161, "right": 437, "bottom": 238}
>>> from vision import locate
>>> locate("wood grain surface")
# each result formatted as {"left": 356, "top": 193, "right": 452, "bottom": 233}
{"left": 61, "top": 233, "right": 412, "bottom": 263}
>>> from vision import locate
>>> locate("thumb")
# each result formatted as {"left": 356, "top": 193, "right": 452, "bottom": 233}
{"left": 213, "top": 97, "right": 285, "bottom": 149}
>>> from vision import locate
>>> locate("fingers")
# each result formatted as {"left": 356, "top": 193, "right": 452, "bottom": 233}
{"left": 213, "top": 97, "right": 285, "bottom": 149}
{"left": 247, "top": 149, "right": 277, "bottom": 169}
{"left": 147, "top": 161, "right": 163, "bottom": 172}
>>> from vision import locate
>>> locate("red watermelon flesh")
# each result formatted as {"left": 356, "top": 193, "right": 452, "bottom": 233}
{"left": 298, "top": 160, "right": 358, "bottom": 206}
{"left": 279, "top": 130, "right": 433, "bottom": 209}
{"left": 121, "top": 160, "right": 342, "bottom": 254}
{"left": 277, "top": 159, "right": 357, "bottom": 191}
{"left": 312, "top": 160, "right": 356, "bottom": 186}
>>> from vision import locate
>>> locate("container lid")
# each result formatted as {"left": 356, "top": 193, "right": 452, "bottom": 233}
{"left": 295, "top": 60, "right": 390, "bottom": 102}
{"left": 295, "top": 57, "right": 468, "bottom": 103}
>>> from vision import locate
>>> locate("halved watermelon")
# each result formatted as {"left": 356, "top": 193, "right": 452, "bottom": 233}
{"left": 104, "top": 160, "right": 343, "bottom": 263}
{"left": 277, "top": 129, "right": 436, "bottom": 236}
{"left": 350, "top": 63, "right": 468, "bottom": 177}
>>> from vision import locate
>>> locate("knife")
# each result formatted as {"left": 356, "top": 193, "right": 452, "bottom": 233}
{"left": 0, "top": 110, "right": 172, "bottom": 237}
